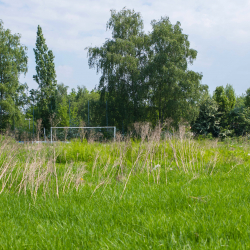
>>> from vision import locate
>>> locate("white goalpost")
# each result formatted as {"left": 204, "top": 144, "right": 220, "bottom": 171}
{"left": 50, "top": 126, "right": 116, "bottom": 143}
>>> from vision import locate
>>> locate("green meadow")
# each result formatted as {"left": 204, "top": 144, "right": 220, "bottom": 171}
{"left": 0, "top": 131, "right": 250, "bottom": 249}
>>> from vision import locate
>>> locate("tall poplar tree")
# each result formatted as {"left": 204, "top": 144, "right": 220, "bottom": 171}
{"left": 32, "top": 25, "right": 57, "bottom": 128}
{"left": 0, "top": 20, "right": 28, "bottom": 129}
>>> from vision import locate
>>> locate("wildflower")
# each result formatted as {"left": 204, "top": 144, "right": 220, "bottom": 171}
{"left": 153, "top": 164, "right": 161, "bottom": 170}
{"left": 81, "top": 178, "right": 84, "bottom": 181}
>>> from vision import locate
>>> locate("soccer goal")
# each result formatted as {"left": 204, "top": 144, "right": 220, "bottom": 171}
{"left": 50, "top": 126, "right": 116, "bottom": 143}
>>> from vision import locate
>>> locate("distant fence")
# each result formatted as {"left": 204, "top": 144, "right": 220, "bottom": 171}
{"left": 0, "top": 126, "right": 117, "bottom": 143}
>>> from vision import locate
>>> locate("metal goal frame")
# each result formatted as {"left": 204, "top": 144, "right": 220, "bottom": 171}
{"left": 50, "top": 126, "right": 116, "bottom": 143}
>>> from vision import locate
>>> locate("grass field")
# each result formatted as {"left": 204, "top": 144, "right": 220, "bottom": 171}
{"left": 0, "top": 128, "right": 250, "bottom": 249}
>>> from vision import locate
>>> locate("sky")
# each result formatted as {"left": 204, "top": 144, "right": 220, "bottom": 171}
{"left": 1, "top": 0, "right": 250, "bottom": 95}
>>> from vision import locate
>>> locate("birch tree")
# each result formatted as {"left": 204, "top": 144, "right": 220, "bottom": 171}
{"left": 147, "top": 17, "right": 207, "bottom": 124}
{"left": 87, "top": 8, "right": 148, "bottom": 130}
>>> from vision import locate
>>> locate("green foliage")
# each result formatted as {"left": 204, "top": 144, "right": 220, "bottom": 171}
{"left": 57, "top": 97, "right": 69, "bottom": 127}
{"left": 75, "top": 87, "right": 101, "bottom": 126}
{"left": 32, "top": 25, "right": 57, "bottom": 129}
{"left": 54, "top": 83, "right": 69, "bottom": 127}
{"left": 235, "top": 94, "right": 245, "bottom": 108}
{"left": 88, "top": 8, "right": 148, "bottom": 130}
{"left": 48, "top": 84, "right": 102, "bottom": 128}
{"left": 225, "top": 84, "right": 236, "bottom": 109}
{"left": 191, "top": 96, "right": 220, "bottom": 136}
{"left": 212, "top": 85, "right": 237, "bottom": 135}
{"left": 147, "top": 17, "right": 207, "bottom": 125}
{"left": 0, "top": 20, "right": 28, "bottom": 129}
{"left": 245, "top": 88, "right": 250, "bottom": 107}
{"left": 213, "top": 86, "right": 230, "bottom": 113}
{"left": 2, "top": 10, "right": 250, "bottom": 139}
{"left": 228, "top": 107, "right": 250, "bottom": 136}
{"left": 88, "top": 8, "right": 207, "bottom": 130}
{"left": 213, "top": 85, "right": 236, "bottom": 113}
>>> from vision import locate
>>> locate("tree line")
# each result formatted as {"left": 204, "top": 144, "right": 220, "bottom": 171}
{"left": 0, "top": 8, "right": 250, "bottom": 138}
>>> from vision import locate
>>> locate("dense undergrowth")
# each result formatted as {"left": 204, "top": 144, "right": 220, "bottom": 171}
{"left": 0, "top": 128, "right": 250, "bottom": 249}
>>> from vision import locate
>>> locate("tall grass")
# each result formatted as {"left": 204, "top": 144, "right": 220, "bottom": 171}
{"left": 0, "top": 124, "right": 247, "bottom": 200}
{"left": 1, "top": 126, "right": 250, "bottom": 248}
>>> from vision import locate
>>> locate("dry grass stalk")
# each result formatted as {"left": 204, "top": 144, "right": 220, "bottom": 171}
{"left": 64, "top": 127, "right": 69, "bottom": 142}
{"left": 88, "top": 130, "right": 95, "bottom": 143}
{"left": 36, "top": 118, "right": 43, "bottom": 141}
{"left": 0, "top": 138, "right": 88, "bottom": 199}
{"left": 168, "top": 138, "right": 180, "bottom": 171}
{"left": 79, "top": 120, "right": 86, "bottom": 142}
{"left": 0, "top": 122, "right": 220, "bottom": 200}
{"left": 92, "top": 151, "right": 100, "bottom": 177}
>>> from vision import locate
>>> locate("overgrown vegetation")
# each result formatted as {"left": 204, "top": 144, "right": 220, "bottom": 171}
{"left": 1, "top": 124, "right": 250, "bottom": 248}
{"left": 1, "top": 5, "right": 250, "bottom": 249}
{"left": 1, "top": 8, "right": 250, "bottom": 138}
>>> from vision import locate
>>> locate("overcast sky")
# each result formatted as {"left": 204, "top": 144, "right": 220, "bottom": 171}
{"left": 1, "top": 0, "right": 250, "bottom": 95}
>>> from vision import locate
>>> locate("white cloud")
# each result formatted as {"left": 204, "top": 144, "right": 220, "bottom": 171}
{"left": 1, "top": 0, "right": 250, "bottom": 93}
{"left": 1, "top": 0, "right": 250, "bottom": 52}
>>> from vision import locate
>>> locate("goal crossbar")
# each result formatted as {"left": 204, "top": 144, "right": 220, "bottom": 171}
{"left": 50, "top": 126, "right": 116, "bottom": 143}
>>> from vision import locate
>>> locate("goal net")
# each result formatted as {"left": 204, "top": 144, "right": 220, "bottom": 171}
{"left": 50, "top": 126, "right": 116, "bottom": 142}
